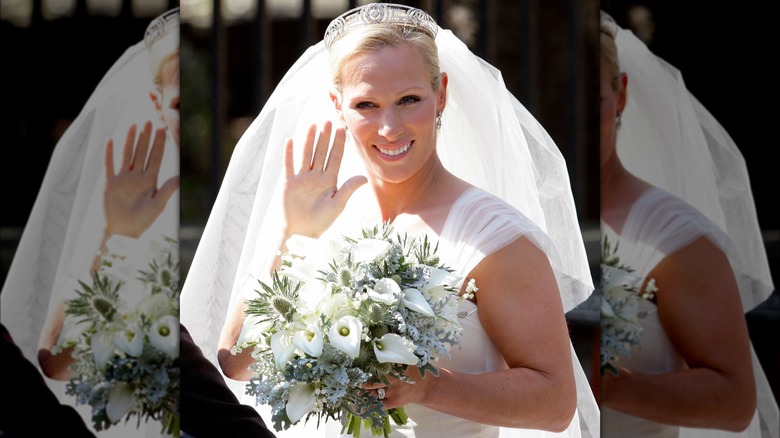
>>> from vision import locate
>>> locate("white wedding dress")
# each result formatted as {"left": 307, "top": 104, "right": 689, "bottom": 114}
{"left": 600, "top": 188, "right": 779, "bottom": 438}
{"left": 223, "top": 185, "right": 594, "bottom": 438}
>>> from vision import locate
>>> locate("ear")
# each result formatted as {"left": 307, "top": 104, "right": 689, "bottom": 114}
{"left": 617, "top": 72, "right": 628, "bottom": 114}
{"left": 329, "top": 90, "right": 346, "bottom": 126}
{"left": 437, "top": 72, "right": 448, "bottom": 113}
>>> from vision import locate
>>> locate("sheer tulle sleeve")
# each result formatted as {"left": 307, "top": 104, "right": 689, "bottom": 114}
{"left": 439, "top": 188, "right": 599, "bottom": 438}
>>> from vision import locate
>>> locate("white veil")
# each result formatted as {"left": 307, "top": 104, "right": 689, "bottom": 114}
{"left": 180, "top": 25, "right": 597, "bottom": 438}
{"left": 604, "top": 12, "right": 778, "bottom": 438}
{"left": 0, "top": 13, "right": 179, "bottom": 437}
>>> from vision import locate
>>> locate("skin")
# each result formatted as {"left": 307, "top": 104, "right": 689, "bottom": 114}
{"left": 38, "top": 54, "right": 181, "bottom": 381}
{"left": 219, "top": 43, "right": 577, "bottom": 431}
{"left": 599, "top": 53, "right": 756, "bottom": 431}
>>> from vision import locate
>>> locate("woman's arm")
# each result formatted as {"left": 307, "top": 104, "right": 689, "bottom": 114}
{"left": 218, "top": 122, "right": 366, "bottom": 380}
{"left": 37, "top": 301, "right": 75, "bottom": 380}
{"left": 377, "top": 236, "right": 578, "bottom": 432}
{"left": 601, "top": 236, "right": 756, "bottom": 431}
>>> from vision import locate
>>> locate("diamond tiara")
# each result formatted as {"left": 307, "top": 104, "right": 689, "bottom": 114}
{"left": 144, "top": 8, "right": 180, "bottom": 51}
{"left": 324, "top": 3, "right": 438, "bottom": 49}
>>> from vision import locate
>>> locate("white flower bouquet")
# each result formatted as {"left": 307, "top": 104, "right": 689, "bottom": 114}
{"left": 600, "top": 235, "right": 657, "bottom": 376}
{"left": 234, "top": 223, "right": 476, "bottom": 437}
{"left": 54, "top": 236, "right": 180, "bottom": 435}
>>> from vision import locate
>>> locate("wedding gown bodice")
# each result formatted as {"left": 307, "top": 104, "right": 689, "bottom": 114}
{"left": 249, "top": 186, "right": 591, "bottom": 438}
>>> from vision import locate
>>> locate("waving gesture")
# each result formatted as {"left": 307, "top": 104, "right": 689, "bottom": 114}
{"left": 282, "top": 121, "right": 367, "bottom": 238}
{"left": 103, "top": 121, "right": 180, "bottom": 240}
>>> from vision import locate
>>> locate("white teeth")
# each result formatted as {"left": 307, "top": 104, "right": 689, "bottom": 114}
{"left": 377, "top": 143, "right": 411, "bottom": 156}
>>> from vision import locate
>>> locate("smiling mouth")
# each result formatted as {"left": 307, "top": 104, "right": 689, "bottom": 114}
{"left": 376, "top": 142, "right": 412, "bottom": 157}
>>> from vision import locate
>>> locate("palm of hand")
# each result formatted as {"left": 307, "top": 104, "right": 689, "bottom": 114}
{"left": 104, "top": 122, "right": 179, "bottom": 238}
{"left": 283, "top": 122, "right": 366, "bottom": 238}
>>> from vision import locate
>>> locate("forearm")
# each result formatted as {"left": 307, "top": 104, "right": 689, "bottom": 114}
{"left": 38, "top": 346, "right": 75, "bottom": 381}
{"left": 602, "top": 367, "right": 756, "bottom": 431}
{"left": 419, "top": 366, "right": 576, "bottom": 432}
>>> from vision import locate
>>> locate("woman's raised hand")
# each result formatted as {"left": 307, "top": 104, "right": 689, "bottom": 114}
{"left": 282, "top": 121, "right": 367, "bottom": 238}
{"left": 103, "top": 121, "right": 180, "bottom": 239}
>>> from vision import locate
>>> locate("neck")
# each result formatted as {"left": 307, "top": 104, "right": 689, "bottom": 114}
{"left": 600, "top": 142, "right": 651, "bottom": 228}
{"left": 369, "top": 156, "right": 453, "bottom": 223}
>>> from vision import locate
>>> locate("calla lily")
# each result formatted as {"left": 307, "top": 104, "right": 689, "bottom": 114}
{"left": 106, "top": 382, "right": 136, "bottom": 422}
{"left": 373, "top": 333, "right": 418, "bottom": 365}
{"left": 237, "top": 315, "right": 273, "bottom": 346}
{"left": 351, "top": 239, "right": 391, "bottom": 263}
{"left": 285, "top": 234, "right": 320, "bottom": 257}
{"left": 328, "top": 315, "right": 363, "bottom": 359}
{"left": 57, "top": 314, "right": 89, "bottom": 346}
{"left": 91, "top": 331, "right": 116, "bottom": 369}
{"left": 113, "top": 323, "right": 144, "bottom": 357}
{"left": 420, "top": 268, "right": 461, "bottom": 298}
{"left": 296, "top": 280, "right": 330, "bottom": 313}
{"left": 148, "top": 315, "right": 179, "bottom": 358}
{"left": 367, "top": 278, "right": 400, "bottom": 305}
{"left": 293, "top": 325, "right": 324, "bottom": 357}
{"left": 137, "top": 293, "right": 173, "bottom": 320}
{"left": 286, "top": 382, "right": 317, "bottom": 423}
{"left": 318, "top": 293, "right": 351, "bottom": 320}
{"left": 282, "top": 260, "right": 322, "bottom": 285}
{"left": 271, "top": 330, "right": 297, "bottom": 370}
{"left": 402, "top": 288, "right": 435, "bottom": 317}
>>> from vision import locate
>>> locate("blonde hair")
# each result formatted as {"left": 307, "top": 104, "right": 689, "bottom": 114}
{"left": 328, "top": 24, "right": 441, "bottom": 94}
{"left": 153, "top": 50, "right": 179, "bottom": 93}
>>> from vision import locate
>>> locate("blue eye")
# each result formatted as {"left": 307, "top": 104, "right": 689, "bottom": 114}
{"left": 355, "top": 102, "right": 375, "bottom": 109}
{"left": 400, "top": 96, "right": 420, "bottom": 105}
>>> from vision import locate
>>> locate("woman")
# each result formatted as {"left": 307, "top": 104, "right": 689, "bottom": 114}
{"left": 1, "top": 8, "right": 180, "bottom": 437}
{"left": 180, "top": 3, "right": 598, "bottom": 437}
{"left": 599, "top": 12, "right": 778, "bottom": 438}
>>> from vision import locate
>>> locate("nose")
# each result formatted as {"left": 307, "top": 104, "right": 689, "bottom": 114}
{"left": 377, "top": 108, "right": 403, "bottom": 140}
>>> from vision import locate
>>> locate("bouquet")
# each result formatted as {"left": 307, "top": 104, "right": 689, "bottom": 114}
{"left": 54, "top": 236, "right": 180, "bottom": 435}
{"left": 600, "top": 235, "right": 657, "bottom": 376}
{"left": 234, "top": 223, "right": 477, "bottom": 437}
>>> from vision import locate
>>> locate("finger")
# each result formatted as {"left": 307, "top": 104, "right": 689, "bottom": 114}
{"left": 311, "top": 121, "right": 333, "bottom": 172}
{"left": 132, "top": 121, "right": 153, "bottom": 171}
{"left": 323, "top": 126, "right": 346, "bottom": 177}
{"left": 121, "top": 124, "right": 138, "bottom": 171}
{"left": 283, "top": 138, "right": 295, "bottom": 179}
{"left": 333, "top": 175, "right": 368, "bottom": 208}
{"left": 144, "top": 127, "right": 167, "bottom": 175}
{"left": 105, "top": 139, "right": 116, "bottom": 179}
{"left": 300, "top": 123, "right": 317, "bottom": 172}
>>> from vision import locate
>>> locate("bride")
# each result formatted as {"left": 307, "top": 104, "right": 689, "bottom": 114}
{"left": 599, "top": 12, "right": 779, "bottom": 438}
{"left": 180, "top": 3, "right": 598, "bottom": 438}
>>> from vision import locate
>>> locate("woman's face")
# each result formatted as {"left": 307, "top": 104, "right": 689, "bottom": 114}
{"left": 153, "top": 55, "right": 180, "bottom": 148}
{"left": 333, "top": 43, "right": 446, "bottom": 185}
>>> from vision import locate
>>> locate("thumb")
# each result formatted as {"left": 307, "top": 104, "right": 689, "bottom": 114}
{"left": 332, "top": 175, "right": 368, "bottom": 208}
{"left": 155, "top": 176, "right": 181, "bottom": 205}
